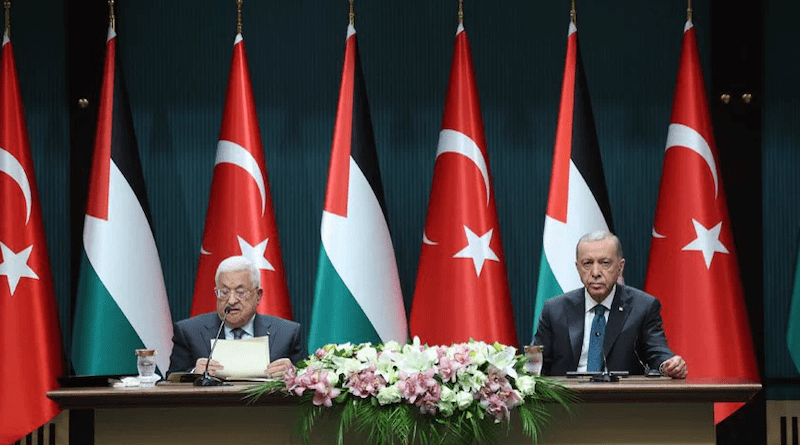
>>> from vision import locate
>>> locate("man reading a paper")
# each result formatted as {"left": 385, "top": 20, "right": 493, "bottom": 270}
{"left": 168, "top": 256, "right": 306, "bottom": 379}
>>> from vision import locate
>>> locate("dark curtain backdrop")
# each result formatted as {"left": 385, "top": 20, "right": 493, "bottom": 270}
{"left": 8, "top": 0, "right": 798, "bottom": 401}
{"left": 88, "top": 0, "right": 712, "bottom": 351}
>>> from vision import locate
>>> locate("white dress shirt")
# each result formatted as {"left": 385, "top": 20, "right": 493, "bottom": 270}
{"left": 576, "top": 285, "right": 616, "bottom": 372}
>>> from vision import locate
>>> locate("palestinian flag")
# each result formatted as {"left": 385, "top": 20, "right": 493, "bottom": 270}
{"left": 533, "top": 21, "right": 614, "bottom": 336}
{"left": 308, "top": 24, "right": 407, "bottom": 352}
{"left": 71, "top": 26, "right": 173, "bottom": 376}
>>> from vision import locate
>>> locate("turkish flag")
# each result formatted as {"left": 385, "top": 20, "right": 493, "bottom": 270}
{"left": 644, "top": 22, "right": 759, "bottom": 423}
{"left": 409, "top": 24, "right": 517, "bottom": 347}
{"left": 0, "top": 34, "right": 64, "bottom": 443}
{"left": 191, "top": 35, "right": 292, "bottom": 320}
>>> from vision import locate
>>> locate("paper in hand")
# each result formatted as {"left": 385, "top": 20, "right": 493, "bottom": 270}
{"left": 210, "top": 336, "right": 270, "bottom": 379}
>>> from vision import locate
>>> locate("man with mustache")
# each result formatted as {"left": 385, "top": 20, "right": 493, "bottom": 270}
{"left": 169, "top": 255, "right": 305, "bottom": 379}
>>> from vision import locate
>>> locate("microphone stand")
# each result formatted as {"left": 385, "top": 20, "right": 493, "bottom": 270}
{"left": 194, "top": 305, "right": 231, "bottom": 387}
{"left": 590, "top": 345, "right": 619, "bottom": 383}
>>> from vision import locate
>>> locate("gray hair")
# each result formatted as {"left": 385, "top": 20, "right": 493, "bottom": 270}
{"left": 215, "top": 255, "right": 261, "bottom": 289}
{"left": 576, "top": 230, "right": 624, "bottom": 259}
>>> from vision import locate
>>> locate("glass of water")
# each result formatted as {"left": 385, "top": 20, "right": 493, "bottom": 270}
{"left": 135, "top": 349, "right": 158, "bottom": 386}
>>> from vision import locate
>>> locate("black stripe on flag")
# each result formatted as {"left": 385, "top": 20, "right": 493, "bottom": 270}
{"left": 569, "top": 37, "right": 615, "bottom": 232}
{"left": 349, "top": 38, "right": 389, "bottom": 221}
{"left": 109, "top": 58, "right": 154, "bottom": 226}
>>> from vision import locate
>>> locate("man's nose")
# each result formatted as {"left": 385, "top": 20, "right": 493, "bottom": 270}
{"left": 590, "top": 263, "right": 602, "bottom": 276}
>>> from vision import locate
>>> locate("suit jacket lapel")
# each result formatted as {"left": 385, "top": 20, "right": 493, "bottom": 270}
{"left": 604, "top": 285, "right": 631, "bottom": 356}
{"left": 201, "top": 314, "right": 223, "bottom": 356}
{"left": 253, "top": 314, "right": 275, "bottom": 360}
{"left": 566, "top": 291, "right": 584, "bottom": 368}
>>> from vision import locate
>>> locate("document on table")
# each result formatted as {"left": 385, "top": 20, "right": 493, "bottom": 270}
{"left": 210, "top": 336, "right": 270, "bottom": 379}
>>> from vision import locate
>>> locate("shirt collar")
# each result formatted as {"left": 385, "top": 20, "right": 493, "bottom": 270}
{"left": 225, "top": 314, "right": 256, "bottom": 338}
{"left": 584, "top": 284, "right": 617, "bottom": 314}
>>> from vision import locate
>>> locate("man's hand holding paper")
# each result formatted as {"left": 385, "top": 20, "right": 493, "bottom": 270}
{"left": 211, "top": 336, "right": 271, "bottom": 379}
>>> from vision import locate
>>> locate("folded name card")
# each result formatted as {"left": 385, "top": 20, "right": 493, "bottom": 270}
{"left": 210, "top": 336, "right": 270, "bottom": 379}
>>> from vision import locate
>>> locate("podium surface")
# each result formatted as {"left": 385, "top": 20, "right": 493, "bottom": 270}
{"left": 48, "top": 377, "right": 760, "bottom": 445}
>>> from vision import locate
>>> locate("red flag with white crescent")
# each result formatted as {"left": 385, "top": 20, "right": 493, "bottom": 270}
{"left": 0, "top": 32, "right": 64, "bottom": 443}
{"left": 410, "top": 24, "right": 517, "bottom": 347}
{"left": 644, "top": 21, "right": 759, "bottom": 423}
{"left": 192, "top": 35, "right": 292, "bottom": 319}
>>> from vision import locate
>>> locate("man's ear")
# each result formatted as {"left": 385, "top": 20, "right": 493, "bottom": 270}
{"left": 255, "top": 288, "right": 264, "bottom": 304}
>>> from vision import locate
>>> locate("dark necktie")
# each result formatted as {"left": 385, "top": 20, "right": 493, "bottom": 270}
{"left": 232, "top": 327, "right": 245, "bottom": 340}
{"left": 587, "top": 305, "right": 607, "bottom": 372}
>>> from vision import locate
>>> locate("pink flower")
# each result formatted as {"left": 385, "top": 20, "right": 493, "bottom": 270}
{"left": 450, "top": 344, "right": 474, "bottom": 366}
{"left": 437, "top": 356, "right": 461, "bottom": 383}
{"left": 314, "top": 348, "right": 329, "bottom": 359}
{"left": 311, "top": 370, "right": 341, "bottom": 407}
{"left": 345, "top": 364, "right": 386, "bottom": 398}
{"left": 481, "top": 393, "right": 511, "bottom": 422}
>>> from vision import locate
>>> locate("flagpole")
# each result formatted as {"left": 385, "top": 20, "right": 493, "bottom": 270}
{"left": 458, "top": 0, "right": 463, "bottom": 24}
{"left": 349, "top": 0, "right": 354, "bottom": 26}
{"left": 687, "top": 0, "right": 693, "bottom": 22}
{"left": 236, "top": 0, "right": 243, "bottom": 35}
{"left": 3, "top": 0, "right": 10, "bottom": 38}
{"left": 108, "top": 0, "right": 115, "bottom": 30}
{"left": 570, "top": 0, "right": 577, "bottom": 25}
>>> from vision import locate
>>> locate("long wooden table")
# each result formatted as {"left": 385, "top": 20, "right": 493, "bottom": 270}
{"left": 48, "top": 377, "right": 761, "bottom": 445}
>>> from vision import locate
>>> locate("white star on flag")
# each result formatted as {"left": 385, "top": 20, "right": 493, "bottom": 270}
{"left": 0, "top": 242, "right": 40, "bottom": 295}
{"left": 237, "top": 235, "right": 275, "bottom": 272}
{"left": 453, "top": 226, "right": 500, "bottom": 276}
{"left": 681, "top": 219, "right": 729, "bottom": 269}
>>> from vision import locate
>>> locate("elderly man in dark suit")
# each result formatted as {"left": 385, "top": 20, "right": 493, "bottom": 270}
{"left": 168, "top": 255, "right": 305, "bottom": 378}
{"left": 533, "top": 231, "right": 687, "bottom": 378}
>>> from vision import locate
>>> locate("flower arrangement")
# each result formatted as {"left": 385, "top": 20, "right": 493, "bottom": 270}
{"left": 247, "top": 338, "right": 574, "bottom": 445}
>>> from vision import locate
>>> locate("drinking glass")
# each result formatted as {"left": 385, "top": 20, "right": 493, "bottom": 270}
{"left": 524, "top": 345, "right": 544, "bottom": 376}
{"left": 135, "top": 349, "right": 158, "bottom": 386}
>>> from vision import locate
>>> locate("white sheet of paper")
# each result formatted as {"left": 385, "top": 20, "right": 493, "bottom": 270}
{"left": 210, "top": 336, "right": 270, "bottom": 379}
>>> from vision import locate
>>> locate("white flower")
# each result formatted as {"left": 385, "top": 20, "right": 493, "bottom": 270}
{"left": 454, "top": 391, "right": 473, "bottom": 410}
{"left": 331, "top": 356, "right": 363, "bottom": 379}
{"left": 515, "top": 375, "right": 536, "bottom": 396}
{"left": 487, "top": 345, "right": 518, "bottom": 379}
{"left": 395, "top": 347, "right": 438, "bottom": 373}
{"left": 356, "top": 346, "right": 378, "bottom": 362}
{"left": 457, "top": 368, "right": 487, "bottom": 392}
{"left": 381, "top": 341, "right": 402, "bottom": 352}
{"left": 440, "top": 386, "right": 455, "bottom": 402}
{"left": 376, "top": 383, "right": 402, "bottom": 405}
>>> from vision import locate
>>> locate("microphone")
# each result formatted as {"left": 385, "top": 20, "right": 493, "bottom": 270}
{"left": 590, "top": 346, "right": 619, "bottom": 382}
{"left": 633, "top": 335, "right": 663, "bottom": 377}
{"left": 194, "top": 305, "right": 232, "bottom": 387}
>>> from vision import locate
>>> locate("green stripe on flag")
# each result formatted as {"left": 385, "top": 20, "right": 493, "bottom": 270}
{"left": 308, "top": 244, "right": 380, "bottom": 353}
{"left": 788, "top": 234, "right": 800, "bottom": 374}
{"left": 71, "top": 249, "right": 144, "bottom": 376}
{"left": 532, "top": 250, "right": 563, "bottom": 338}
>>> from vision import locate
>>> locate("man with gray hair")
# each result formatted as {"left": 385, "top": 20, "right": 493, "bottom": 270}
{"left": 533, "top": 231, "right": 687, "bottom": 378}
{"left": 169, "top": 255, "right": 305, "bottom": 378}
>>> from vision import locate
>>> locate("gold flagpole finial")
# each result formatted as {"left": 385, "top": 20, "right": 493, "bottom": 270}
{"left": 236, "top": 0, "right": 243, "bottom": 35}
{"left": 108, "top": 0, "right": 115, "bottom": 30}
{"left": 4, "top": 0, "right": 10, "bottom": 37}
{"left": 349, "top": 0, "right": 354, "bottom": 26}
{"left": 457, "top": 0, "right": 464, "bottom": 25}
{"left": 687, "top": 0, "right": 693, "bottom": 22}
{"left": 570, "top": 0, "right": 577, "bottom": 25}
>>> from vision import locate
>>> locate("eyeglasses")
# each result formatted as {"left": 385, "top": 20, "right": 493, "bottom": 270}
{"left": 215, "top": 288, "right": 256, "bottom": 300}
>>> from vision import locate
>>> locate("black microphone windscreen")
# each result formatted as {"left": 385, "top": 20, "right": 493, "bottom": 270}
{"left": 224, "top": 305, "right": 232, "bottom": 314}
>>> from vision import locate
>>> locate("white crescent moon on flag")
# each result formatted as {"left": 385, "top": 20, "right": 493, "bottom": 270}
{"left": 0, "top": 147, "right": 32, "bottom": 224}
{"left": 215, "top": 140, "right": 267, "bottom": 215}
{"left": 436, "top": 129, "right": 491, "bottom": 206}
{"left": 665, "top": 123, "right": 718, "bottom": 198}
{"left": 422, "top": 230, "right": 438, "bottom": 246}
